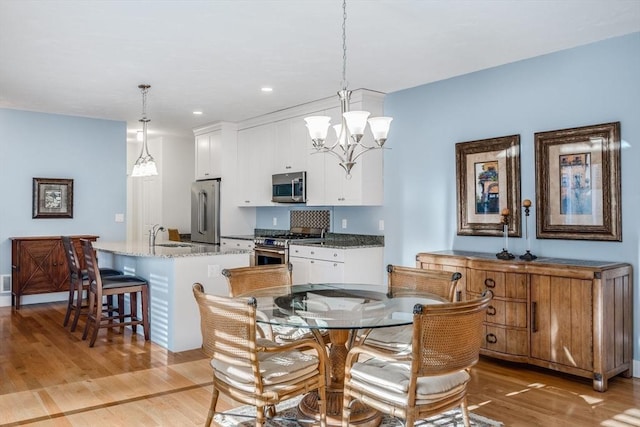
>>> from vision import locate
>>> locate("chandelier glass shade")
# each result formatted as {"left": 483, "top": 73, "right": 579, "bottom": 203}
{"left": 304, "top": 0, "right": 392, "bottom": 177}
{"left": 131, "top": 84, "right": 158, "bottom": 177}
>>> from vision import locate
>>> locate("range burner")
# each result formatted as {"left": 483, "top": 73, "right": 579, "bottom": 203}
{"left": 254, "top": 227, "right": 325, "bottom": 248}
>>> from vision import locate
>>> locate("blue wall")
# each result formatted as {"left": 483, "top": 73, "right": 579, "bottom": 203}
{"left": 384, "top": 33, "right": 640, "bottom": 359}
{"left": 384, "top": 32, "right": 639, "bottom": 265}
{"left": 0, "top": 109, "right": 127, "bottom": 305}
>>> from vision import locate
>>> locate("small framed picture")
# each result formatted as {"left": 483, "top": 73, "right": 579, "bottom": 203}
{"left": 456, "top": 135, "right": 521, "bottom": 237}
{"left": 32, "top": 178, "right": 74, "bottom": 219}
{"left": 535, "top": 122, "right": 621, "bottom": 241}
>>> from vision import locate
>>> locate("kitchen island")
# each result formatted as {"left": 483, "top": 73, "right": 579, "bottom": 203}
{"left": 93, "top": 241, "right": 251, "bottom": 352}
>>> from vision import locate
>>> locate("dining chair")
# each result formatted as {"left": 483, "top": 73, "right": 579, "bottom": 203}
{"left": 80, "top": 239, "right": 150, "bottom": 347}
{"left": 60, "top": 236, "right": 122, "bottom": 332}
{"left": 358, "top": 265, "right": 462, "bottom": 351}
{"left": 222, "top": 264, "right": 329, "bottom": 344}
{"left": 192, "top": 283, "right": 327, "bottom": 427}
{"left": 342, "top": 292, "right": 492, "bottom": 427}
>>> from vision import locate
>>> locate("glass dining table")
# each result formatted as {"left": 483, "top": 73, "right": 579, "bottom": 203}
{"left": 235, "top": 283, "right": 446, "bottom": 427}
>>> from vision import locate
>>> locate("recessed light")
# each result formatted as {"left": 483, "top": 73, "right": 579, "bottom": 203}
{"left": 261, "top": 87, "right": 273, "bottom": 93}
{"left": 193, "top": 111, "right": 203, "bottom": 115}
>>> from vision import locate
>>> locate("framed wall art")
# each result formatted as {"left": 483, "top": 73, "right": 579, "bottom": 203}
{"left": 32, "top": 178, "right": 74, "bottom": 219}
{"left": 456, "top": 135, "right": 521, "bottom": 237}
{"left": 534, "top": 122, "right": 621, "bottom": 241}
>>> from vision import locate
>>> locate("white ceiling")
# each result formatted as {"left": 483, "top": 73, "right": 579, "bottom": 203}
{"left": 1, "top": 0, "right": 639, "bottom": 143}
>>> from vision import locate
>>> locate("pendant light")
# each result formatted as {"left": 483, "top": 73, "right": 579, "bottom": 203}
{"left": 304, "top": 0, "right": 392, "bottom": 178}
{"left": 131, "top": 84, "right": 158, "bottom": 177}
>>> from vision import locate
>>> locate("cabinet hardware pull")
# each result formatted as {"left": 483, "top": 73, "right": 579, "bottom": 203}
{"left": 486, "top": 333, "right": 497, "bottom": 344}
{"left": 487, "top": 305, "right": 496, "bottom": 316}
{"left": 531, "top": 301, "right": 538, "bottom": 332}
{"left": 485, "top": 278, "right": 495, "bottom": 288}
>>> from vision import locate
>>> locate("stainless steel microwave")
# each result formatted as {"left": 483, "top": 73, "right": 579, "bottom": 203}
{"left": 272, "top": 171, "right": 306, "bottom": 203}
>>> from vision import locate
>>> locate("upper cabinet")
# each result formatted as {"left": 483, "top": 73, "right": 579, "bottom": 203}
{"left": 272, "top": 115, "right": 310, "bottom": 174}
{"left": 194, "top": 128, "right": 222, "bottom": 179}
{"left": 237, "top": 124, "right": 275, "bottom": 206}
{"left": 210, "top": 89, "right": 387, "bottom": 207}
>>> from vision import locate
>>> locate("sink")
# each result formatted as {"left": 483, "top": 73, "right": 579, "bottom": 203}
{"left": 155, "top": 243, "right": 192, "bottom": 248}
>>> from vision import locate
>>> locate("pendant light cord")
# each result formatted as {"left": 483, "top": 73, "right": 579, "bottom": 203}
{"left": 341, "top": 0, "right": 348, "bottom": 91}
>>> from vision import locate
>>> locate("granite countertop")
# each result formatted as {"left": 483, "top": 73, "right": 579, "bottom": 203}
{"left": 92, "top": 241, "right": 251, "bottom": 258}
{"left": 292, "top": 233, "right": 384, "bottom": 249}
{"left": 220, "top": 234, "right": 255, "bottom": 241}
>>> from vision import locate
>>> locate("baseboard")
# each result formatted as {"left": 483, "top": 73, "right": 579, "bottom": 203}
{"left": 0, "top": 291, "right": 67, "bottom": 308}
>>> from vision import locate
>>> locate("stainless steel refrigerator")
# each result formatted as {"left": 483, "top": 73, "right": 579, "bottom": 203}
{"left": 191, "top": 179, "right": 220, "bottom": 244}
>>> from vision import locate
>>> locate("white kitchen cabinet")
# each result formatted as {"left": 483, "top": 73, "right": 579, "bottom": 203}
{"left": 289, "top": 244, "right": 384, "bottom": 285}
{"left": 273, "top": 115, "right": 310, "bottom": 174}
{"left": 194, "top": 129, "right": 222, "bottom": 179}
{"left": 193, "top": 122, "right": 255, "bottom": 236}
{"left": 234, "top": 89, "right": 386, "bottom": 207}
{"left": 237, "top": 124, "right": 275, "bottom": 206}
{"left": 220, "top": 238, "right": 255, "bottom": 250}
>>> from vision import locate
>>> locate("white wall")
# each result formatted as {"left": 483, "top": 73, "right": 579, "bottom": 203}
{"left": 159, "top": 136, "right": 193, "bottom": 234}
{"left": 127, "top": 135, "right": 194, "bottom": 242}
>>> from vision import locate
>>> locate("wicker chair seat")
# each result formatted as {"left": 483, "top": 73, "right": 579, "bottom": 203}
{"left": 211, "top": 347, "right": 321, "bottom": 387}
{"left": 272, "top": 324, "right": 318, "bottom": 343}
{"left": 349, "top": 358, "right": 470, "bottom": 404}
{"left": 361, "top": 325, "right": 413, "bottom": 352}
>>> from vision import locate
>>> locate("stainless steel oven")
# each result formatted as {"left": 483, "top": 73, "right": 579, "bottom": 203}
{"left": 253, "top": 227, "right": 324, "bottom": 266}
{"left": 254, "top": 246, "right": 287, "bottom": 265}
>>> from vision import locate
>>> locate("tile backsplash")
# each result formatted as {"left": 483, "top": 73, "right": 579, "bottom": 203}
{"left": 290, "top": 210, "right": 330, "bottom": 230}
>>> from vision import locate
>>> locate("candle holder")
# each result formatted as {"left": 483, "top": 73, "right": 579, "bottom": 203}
{"left": 496, "top": 208, "right": 515, "bottom": 260}
{"left": 519, "top": 199, "right": 537, "bottom": 261}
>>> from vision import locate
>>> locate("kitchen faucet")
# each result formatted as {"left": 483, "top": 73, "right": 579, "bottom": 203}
{"left": 149, "top": 224, "right": 165, "bottom": 247}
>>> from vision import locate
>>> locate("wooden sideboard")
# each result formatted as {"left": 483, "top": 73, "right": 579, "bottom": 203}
{"left": 10, "top": 235, "right": 98, "bottom": 309}
{"left": 416, "top": 250, "right": 633, "bottom": 392}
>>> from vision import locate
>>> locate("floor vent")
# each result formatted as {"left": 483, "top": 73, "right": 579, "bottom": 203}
{"left": 1, "top": 275, "right": 11, "bottom": 293}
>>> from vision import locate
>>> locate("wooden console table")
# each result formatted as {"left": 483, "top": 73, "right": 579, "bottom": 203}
{"left": 416, "top": 250, "right": 633, "bottom": 392}
{"left": 10, "top": 235, "right": 98, "bottom": 309}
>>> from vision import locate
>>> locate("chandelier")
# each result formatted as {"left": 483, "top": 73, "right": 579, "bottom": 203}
{"left": 131, "top": 84, "right": 158, "bottom": 177}
{"left": 304, "top": 0, "right": 392, "bottom": 178}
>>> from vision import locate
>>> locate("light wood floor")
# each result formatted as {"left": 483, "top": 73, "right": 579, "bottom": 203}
{"left": 1, "top": 301, "right": 638, "bottom": 426}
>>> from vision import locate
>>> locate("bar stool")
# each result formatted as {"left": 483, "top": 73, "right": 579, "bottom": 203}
{"left": 61, "top": 236, "right": 122, "bottom": 332}
{"left": 80, "top": 239, "right": 150, "bottom": 347}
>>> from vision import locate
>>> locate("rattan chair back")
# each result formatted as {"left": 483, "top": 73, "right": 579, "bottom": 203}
{"left": 343, "top": 292, "right": 492, "bottom": 427}
{"left": 387, "top": 264, "right": 461, "bottom": 302}
{"left": 222, "top": 263, "right": 293, "bottom": 297}
{"left": 413, "top": 292, "right": 491, "bottom": 376}
{"left": 192, "top": 283, "right": 327, "bottom": 427}
{"left": 192, "top": 283, "right": 258, "bottom": 362}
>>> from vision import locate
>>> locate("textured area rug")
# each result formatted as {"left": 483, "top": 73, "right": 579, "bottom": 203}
{"left": 214, "top": 397, "right": 503, "bottom": 426}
